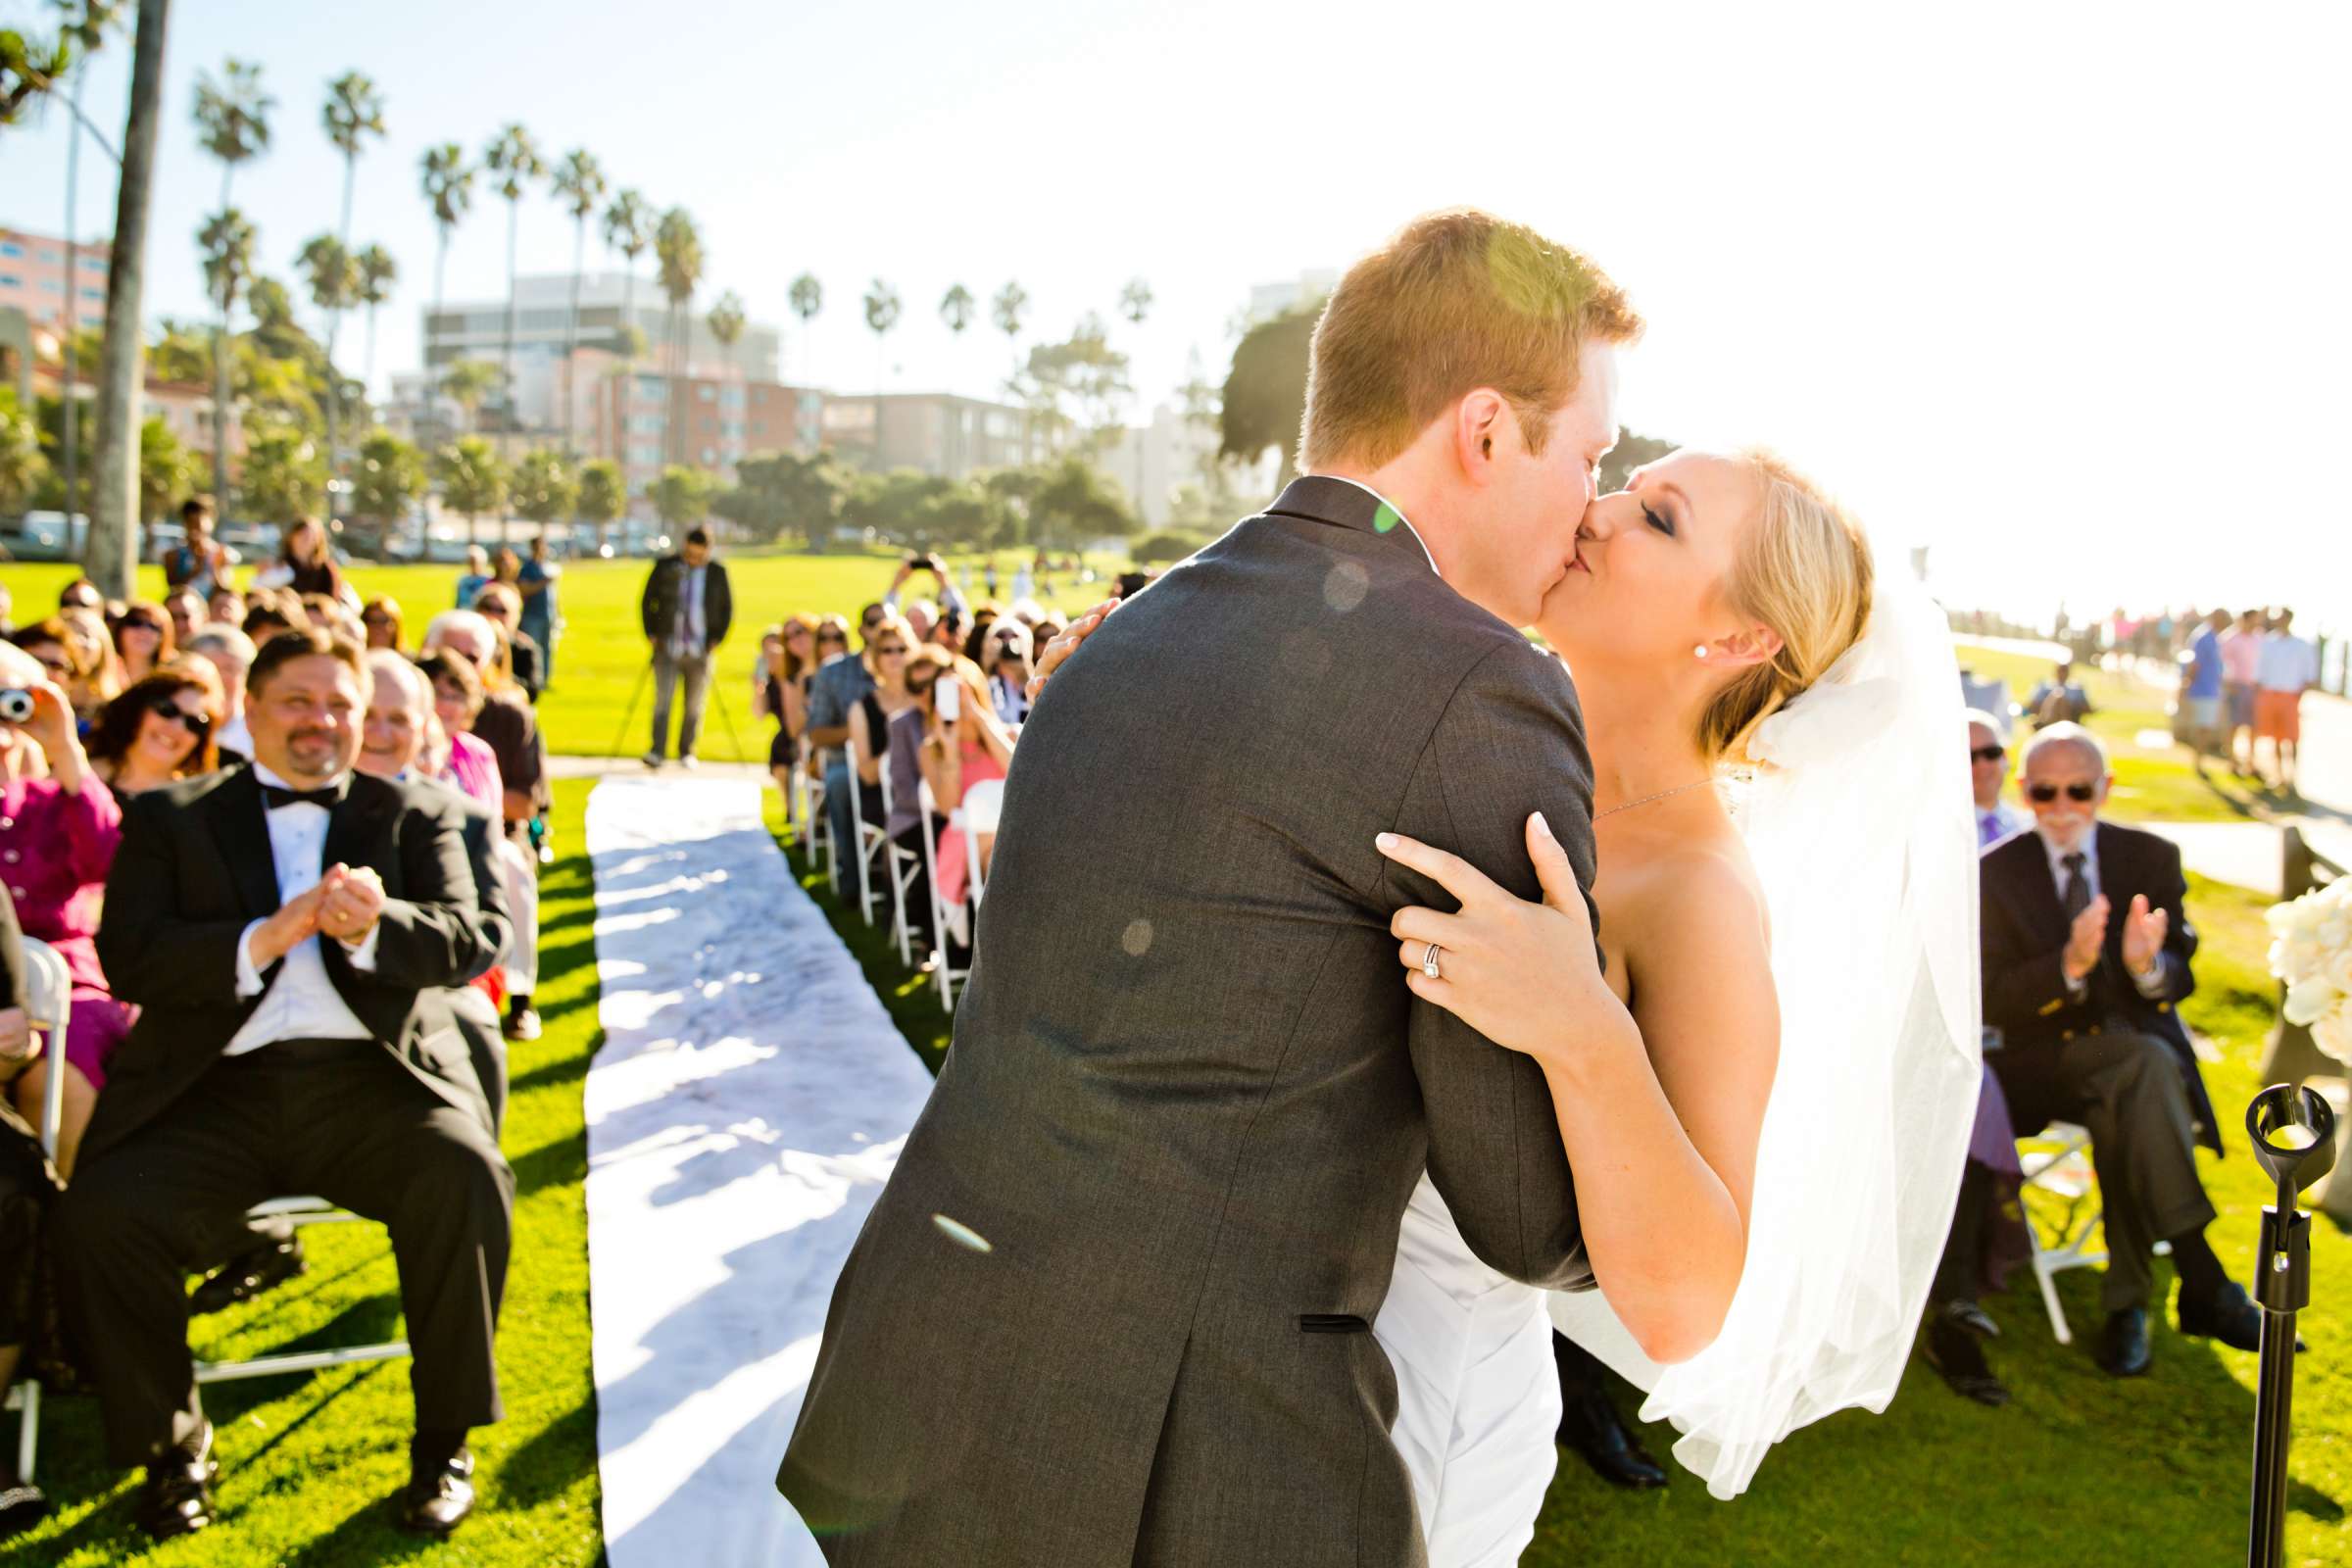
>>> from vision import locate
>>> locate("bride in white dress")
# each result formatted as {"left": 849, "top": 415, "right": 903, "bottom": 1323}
{"left": 1034, "top": 448, "right": 1979, "bottom": 1561}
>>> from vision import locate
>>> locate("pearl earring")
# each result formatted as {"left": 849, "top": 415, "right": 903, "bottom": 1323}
{"left": 1693, "top": 645, "right": 1710, "bottom": 660}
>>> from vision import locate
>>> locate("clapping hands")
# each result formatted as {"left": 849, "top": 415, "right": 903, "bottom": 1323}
{"left": 2061, "top": 892, "right": 2167, "bottom": 982}
{"left": 252, "top": 864, "right": 386, "bottom": 966}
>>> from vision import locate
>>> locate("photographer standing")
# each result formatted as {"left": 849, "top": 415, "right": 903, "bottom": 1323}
{"left": 638, "top": 528, "right": 733, "bottom": 769}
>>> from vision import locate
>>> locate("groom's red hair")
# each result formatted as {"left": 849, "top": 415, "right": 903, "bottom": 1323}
{"left": 1302, "top": 210, "right": 1641, "bottom": 472}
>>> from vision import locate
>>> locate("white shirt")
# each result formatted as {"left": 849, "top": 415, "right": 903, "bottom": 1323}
{"left": 226, "top": 763, "right": 381, "bottom": 1056}
{"left": 1977, "top": 798, "right": 2031, "bottom": 850}
{"left": 2034, "top": 823, "right": 2172, "bottom": 1002}
{"left": 1320, "top": 475, "right": 1442, "bottom": 577}
{"left": 2255, "top": 632, "right": 2318, "bottom": 693}
{"left": 674, "top": 564, "right": 709, "bottom": 657}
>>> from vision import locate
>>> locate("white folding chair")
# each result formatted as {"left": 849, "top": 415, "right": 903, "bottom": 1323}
{"left": 2017, "top": 1120, "right": 2104, "bottom": 1345}
{"left": 188, "top": 1195, "right": 412, "bottom": 1387}
{"left": 877, "top": 771, "right": 925, "bottom": 969}
{"left": 7, "top": 937, "right": 71, "bottom": 1483}
{"left": 918, "top": 780, "right": 972, "bottom": 1012}
{"left": 851, "top": 771, "right": 890, "bottom": 931}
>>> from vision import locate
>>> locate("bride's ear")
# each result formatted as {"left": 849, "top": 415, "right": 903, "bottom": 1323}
{"left": 1705, "top": 625, "right": 1785, "bottom": 669}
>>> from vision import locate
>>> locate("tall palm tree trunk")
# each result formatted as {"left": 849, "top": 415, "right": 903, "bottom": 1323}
{"left": 211, "top": 160, "right": 234, "bottom": 513}
{"left": 88, "top": 0, "right": 172, "bottom": 598}
{"left": 324, "top": 148, "right": 357, "bottom": 519}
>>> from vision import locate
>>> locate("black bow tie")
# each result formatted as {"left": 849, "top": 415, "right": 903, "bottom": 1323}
{"left": 262, "top": 781, "right": 347, "bottom": 811}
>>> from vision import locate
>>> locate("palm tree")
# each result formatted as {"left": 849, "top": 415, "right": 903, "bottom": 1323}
{"left": 192, "top": 56, "right": 272, "bottom": 508}
{"left": 993, "top": 280, "right": 1029, "bottom": 461}
{"left": 707, "top": 290, "right": 746, "bottom": 482}
{"left": 87, "top": 0, "right": 169, "bottom": 599}
{"left": 1117, "top": 277, "right": 1153, "bottom": 513}
{"left": 602, "top": 189, "right": 654, "bottom": 361}
{"left": 550, "top": 149, "right": 607, "bottom": 460}
{"left": 295, "top": 232, "right": 358, "bottom": 394}
{"left": 788, "top": 271, "right": 821, "bottom": 389}
{"left": 195, "top": 208, "right": 256, "bottom": 508}
{"left": 653, "top": 208, "right": 703, "bottom": 466}
{"left": 354, "top": 242, "right": 396, "bottom": 391}
{"left": 940, "top": 282, "right": 975, "bottom": 337}
{"left": 318, "top": 70, "right": 384, "bottom": 504}
{"left": 440, "top": 359, "right": 502, "bottom": 446}
{"left": 481, "top": 123, "right": 545, "bottom": 449}
{"left": 418, "top": 142, "right": 474, "bottom": 461}
{"left": 862, "top": 279, "right": 902, "bottom": 466}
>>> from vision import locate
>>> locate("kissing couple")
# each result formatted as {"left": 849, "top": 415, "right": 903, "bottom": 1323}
{"left": 779, "top": 209, "right": 1983, "bottom": 1566}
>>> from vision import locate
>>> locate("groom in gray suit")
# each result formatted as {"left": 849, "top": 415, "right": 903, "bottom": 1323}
{"left": 779, "top": 210, "right": 1642, "bottom": 1566}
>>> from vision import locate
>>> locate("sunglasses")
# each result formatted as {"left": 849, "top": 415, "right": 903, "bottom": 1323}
{"left": 122, "top": 617, "right": 163, "bottom": 634}
{"left": 787, "top": 627, "right": 812, "bottom": 639}
{"left": 874, "top": 644, "right": 908, "bottom": 657}
{"left": 1970, "top": 745, "right": 2006, "bottom": 764}
{"left": 2025, "top": 782, "right": 2098, "bottom": 804}
{"left": 152, "top": 700, "right": 212, "bottom": 737}
{"left": 363, "top": 612, "right": 392, "bottom": 626}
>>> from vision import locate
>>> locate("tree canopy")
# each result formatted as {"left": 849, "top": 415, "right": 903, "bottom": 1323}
{"left": 1220, "top": 303, "right": 1316, "bottom": 488}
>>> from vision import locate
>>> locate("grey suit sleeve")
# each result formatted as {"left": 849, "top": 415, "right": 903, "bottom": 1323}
{"left": 1385, "top": 639, "right": 1598, "bottom": 1291}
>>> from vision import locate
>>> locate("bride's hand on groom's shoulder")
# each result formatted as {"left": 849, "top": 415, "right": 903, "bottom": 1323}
{"left": 1377, "top": 815, "right": 1616, "bottom": 1064}
{"left": 1025, "top": 598, "right": 1122, "bottom": 701}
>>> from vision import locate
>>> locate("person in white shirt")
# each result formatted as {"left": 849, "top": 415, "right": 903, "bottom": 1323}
{"left": 54, "top": 628, "right": 513, "bottom": 1543}
{"left": 2253, "top": 608, "right": 2320, "bottom": 792}
{"left": 1967, "top": 708, "right": 2031, "bottom": 850}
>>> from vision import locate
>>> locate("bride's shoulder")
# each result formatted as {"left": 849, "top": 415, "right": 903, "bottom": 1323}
{"left": 1605, "top": 825, "right": 1771, "bottom": 953}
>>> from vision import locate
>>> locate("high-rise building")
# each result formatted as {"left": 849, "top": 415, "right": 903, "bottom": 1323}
{"left": 420, "top": 271, "right": 782, "bottom": 436}
{"left": 1243, "top": 268, "right": 1338, "bottom": 329}
{"left": 819, "top": 391, "right": 1037, "bottom": 477}
{"left": 0, "top": 225, "right": 110, "bottom": 342}
{"left": 583, "top": 356, "right": 824, "bottom": 507}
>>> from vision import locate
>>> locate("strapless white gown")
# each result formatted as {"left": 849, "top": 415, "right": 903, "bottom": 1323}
{"left": 1373, "top": 1172, "right": 1560, "bottom": 1568}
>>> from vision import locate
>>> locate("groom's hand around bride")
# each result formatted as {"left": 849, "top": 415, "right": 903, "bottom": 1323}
{"left": 1378, "top": 813, "right": 1622, "bottom": 1064}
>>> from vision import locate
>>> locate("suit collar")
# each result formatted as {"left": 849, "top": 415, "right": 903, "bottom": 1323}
{"left": 1262, "top": 476, "right": 1442, "bottom": 576}
{"left": 206, "top": 765, "right": 283, "bottom": 920}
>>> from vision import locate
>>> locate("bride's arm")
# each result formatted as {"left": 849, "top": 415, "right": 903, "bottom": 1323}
{"left": 1379, "top": 818, "right": 1777, "bottom": 1364}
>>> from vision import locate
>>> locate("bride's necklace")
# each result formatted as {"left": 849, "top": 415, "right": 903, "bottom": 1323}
{"left": 1595, "top": 777, "right": 1713, "bottom": 820}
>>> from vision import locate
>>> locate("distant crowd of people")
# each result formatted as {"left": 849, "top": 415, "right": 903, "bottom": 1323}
{"left": 0, "top": 496, "right": 552, "bottom": 1543}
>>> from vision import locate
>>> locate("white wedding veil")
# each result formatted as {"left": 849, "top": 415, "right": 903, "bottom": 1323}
{"left": 1547, "top": 556, "right": 1984, "bottom": 1499}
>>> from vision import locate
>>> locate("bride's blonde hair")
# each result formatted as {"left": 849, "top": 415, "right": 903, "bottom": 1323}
{"left": 1698, "top": 451, "right": 1875, "bottom": 763}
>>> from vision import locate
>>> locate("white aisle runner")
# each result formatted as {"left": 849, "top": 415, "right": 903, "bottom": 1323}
{"left": 584, "top": 777, "right": 936, "bottom": 1566}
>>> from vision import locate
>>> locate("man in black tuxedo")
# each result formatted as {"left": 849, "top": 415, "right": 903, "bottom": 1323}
{"left": 638, "top": 525, "right": 733, "bottom": 767}
{"left": 55, "top": 628, "right": 514, "bottom": 1541}
{"left": 1980, "top": 722, "right": 2259, "bottom": 1377}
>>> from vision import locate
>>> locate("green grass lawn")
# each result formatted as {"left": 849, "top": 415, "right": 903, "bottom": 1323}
{"left": 767, "top": 804, "right": 2352, "bottom": 1566}
{"left": 2, "top": 550, "right": 1123, "bottom": 763}
{"left": 1956, "top": 639, "right": 2300, "bottom": 827}
{"left": 2, "top": 778, "right": 606, "bottom": 1567}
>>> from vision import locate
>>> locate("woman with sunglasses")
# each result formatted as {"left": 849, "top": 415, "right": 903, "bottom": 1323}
{"left": 983, "top": 619, "right": 1034, "bottom": 728}
{"left": 846, "top": 613, "right": 921, "bottom": 916}
{"left": 0, "top": 641, "right": 129, "bottom": 1178}
{"left": 111, "top": 601, "right": 175, "bottom": 686}
{"left": 362, "top": 596, "right": 406, "bottom": 653}
{"left": 756, "top": 617, "right": 819, "bottom": 809}
{"left": 86, "top": 671, "right": 220, "bottom": 797}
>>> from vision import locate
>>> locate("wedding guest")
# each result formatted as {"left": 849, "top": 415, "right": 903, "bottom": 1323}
{"left": 516, "top": 535, "right": 560, "bottom": 684}
{"left": 0, "top": 640, "right": 126, "bottom": 1180}
{"left": 454, "top": 547, "right": 491, "bottom": 611}
{"left": 1981, "top": 723, "right": 2252, "bottom": 1377}
{"left": 919, "top": 656, "right": 1016, "bottom": 919}
{"left": 162, "top": 498, "right": 230, "bottom": 600}
{"left": 888, "top": 653, "right": 954, "bottom": 955}
{"left": 0, "top": 879, "right": 53, "bottom": 1541}
{"left": 2254, "top": 608, "right": 2319, "bottom": 793}
{"left": 57, "top": 579, "right": 102, "bottom": 615}
{"left": 420, "top": 612, "right": 547, "bottom": 1043}
{"left": 984, "top": 617, "right": 1034, "bottom": 727}
{"left": 846, "top": 614, "right": 918, "bottom": 914}
{"left": 2180, "top": 609, "right": 2229, "bottom": 763}
{"left": 2027, "top": 659, "right": 2091, "bottom": 727}
{"left": 111, "top": 601, "right": 174, "bottom": 686}
{"left": 362, "top": 596, "right": 406, "bottom": 652}
{"left": 183, "top": 625, "right": 257, "bottom": 763}
{"left": 56, "top": 627, "right": 512, "bottom": 1541}
{"left": 205, "top": 585, "right": 244, "bottom": 628}
{"left": 885, "top": 552, "right": 966, "bottom": 622}
{"left": 12, "top": 621, "right": 91, "bottom": 732}
{"left": 163, "top": 589, "right": 207, "bottom": 649}
{"left": 1968, "top": 709, "right": 2031, "bottom": 849}
{"left": 807, "top": 603, "right": 887, "bottom": 870}
{"left": 304, "top": 593, "right": 364, "bottom": 647}
{"left": 470, "top": 583, "right": 543, "bottom": 701}
{"left": 2221, "top": 608, "right": 2266, "bottom": 777}
{"left": 86, "top": 672, "right": 219, "bottom": 798}
{"left": 755, "top": 617, "right": 817, "bottom": 808}
{"left": 415, "top": 650, "right": 506, "bottom": 815}
{"left": 57, "top": 610, "right": 122, "bottom": 725}
{"left": 637, "top": 527, "right": 733, "bottom": 768}
{"left": 240, "top": 592, "right": 311, "bottom": 647}
{"left": 253, "top": 517, "right": 354, "bottom": 607}
{"left": 160, "top": 652, "right": 227, "bottom": 739}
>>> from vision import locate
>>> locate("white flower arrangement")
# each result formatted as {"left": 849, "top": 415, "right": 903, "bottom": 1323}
{"left": 2266, "top": 876, "right": 2352, "bottom": 1063}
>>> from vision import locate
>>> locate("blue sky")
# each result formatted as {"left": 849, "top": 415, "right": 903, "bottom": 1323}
{"left": 5, "top": 0, "right": 2347, "bottom": 629}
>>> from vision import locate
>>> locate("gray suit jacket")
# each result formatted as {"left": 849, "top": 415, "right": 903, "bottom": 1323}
{"left": 778, "top": 477, "right": 1599, "bottom": 1566}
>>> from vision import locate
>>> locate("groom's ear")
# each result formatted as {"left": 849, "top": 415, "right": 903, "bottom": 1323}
{"left": 1453, "top": 389, "right": 1508, "bottom": 482}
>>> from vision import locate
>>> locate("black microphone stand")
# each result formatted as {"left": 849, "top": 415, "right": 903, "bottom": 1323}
{"left": 2244, "top": 1084, "right": 2336, "bottom": 1568}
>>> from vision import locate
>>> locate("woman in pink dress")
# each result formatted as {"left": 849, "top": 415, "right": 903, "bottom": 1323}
{"left": 918, "top": 658, "right": 1017, "bottom": 913}
{"left": 0, "top": 644, "right": 128, "bottom": 1178}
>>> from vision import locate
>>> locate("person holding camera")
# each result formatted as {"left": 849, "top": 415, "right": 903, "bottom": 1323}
{"left": 638, "top": 528, "right": 733, "bottom": 768}
{"left": 0, "top": 641, "right": 129, "bottom": 1180}
{"left": 886, "top": 552, "right": 967, "bottom": 627}
{"left": 918, "top": 656, "right": 1015, "bottom": 922}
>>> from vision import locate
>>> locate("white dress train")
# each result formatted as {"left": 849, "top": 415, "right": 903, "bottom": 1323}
{"left": 1373, "top": 1173, "right": 1560, "bottom": 1568}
